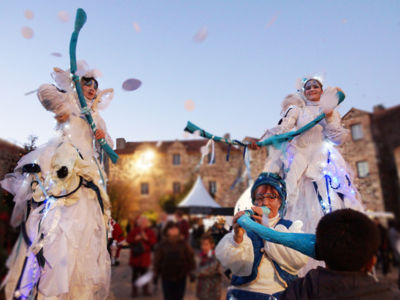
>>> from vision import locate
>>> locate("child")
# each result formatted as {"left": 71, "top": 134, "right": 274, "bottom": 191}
{"left": 195, "top": 234, "right": 222, "bottom": 300}
{"left": 280, "top": 209, "right": 400, "bottom": 299}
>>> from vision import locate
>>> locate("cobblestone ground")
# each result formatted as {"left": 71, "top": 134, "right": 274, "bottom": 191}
{"left": 108, "top": 249, "right": 400, "bottom": 300}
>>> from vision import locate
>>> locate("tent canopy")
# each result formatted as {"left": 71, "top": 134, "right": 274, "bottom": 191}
{"left": 177, "top": 177, "right": 233, "bottom": 215}
{"left": 178, "top": 176, "right": 221, "bottom": 208}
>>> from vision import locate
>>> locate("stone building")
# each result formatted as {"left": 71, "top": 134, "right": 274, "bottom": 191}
{"left": 0, "top": 139, "right": 26, "bottom": 180}
{"left": 109, "top": 104, "right": 400, "bottom": 219}
{"left": 340, "top": 104, "right": 400, "bottom": 217}
{"left": 108, "top": 138, "right": 267, "bottom": 218}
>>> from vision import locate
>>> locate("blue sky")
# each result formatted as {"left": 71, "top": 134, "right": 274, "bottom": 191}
{"left": 0, "top": 1, "right": 399, "bottom": 147}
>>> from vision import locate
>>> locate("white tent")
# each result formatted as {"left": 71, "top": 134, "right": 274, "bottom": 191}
{"left": 178, "top": 176, "right": 221, "bottom": 208}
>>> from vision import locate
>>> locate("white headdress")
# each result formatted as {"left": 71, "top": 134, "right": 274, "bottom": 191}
{"left": 51, "top": 60, "right": 113, "bottom": 110}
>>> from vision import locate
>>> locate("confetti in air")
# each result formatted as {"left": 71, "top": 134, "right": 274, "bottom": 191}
{"left": 24, "top": 10, "right": 34, "bottom": 20}
{"left": 194, "top": 27, "right": 208, "bottom": 43}
{"left": 50, "top": 52, "right": 62, "bottom": 57}
{"left": 266, "top": 12, "right": 279, "bottom": 29}
{"left": 122, "top": 78, "right": 142, "bottom": 91}
{"left": 21, "top": 27, "right": 34, "bottom": 39}
{"left": 342, "top": 18, "right": 348, "bottom": 24}
{"left": 184, "top": 99, "right": 195, "bottom": 112}
{"left": 133, "top": 22, "right": 141, "bottom": 33}
{"left": 58, "top": 11, "right": 70, "bottom": 23}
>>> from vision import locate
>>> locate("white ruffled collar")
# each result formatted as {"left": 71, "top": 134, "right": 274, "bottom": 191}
{"left": 305, "top": 99, "right": 320, "bottom": 107}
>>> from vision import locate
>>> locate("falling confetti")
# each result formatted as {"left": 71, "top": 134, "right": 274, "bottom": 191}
{"left": 58, "top": 11, "right": 70, "bottom": 23}
{"left": 24, "top": 10, "right": 34, "bottom": 20}
{"left": 184, "top": 99, "right": 195, "bottom": 112}
{"left": 21, "top": 27, "right": 34, "bottom": 39}
{"left": 266, "top": 13, "right": 279, "bottom": 29}
{"left": 342, "top": 18, "right": 348, "bottom": 24}
{"left": 50, "top": 52, "right": 62, "bottom": 57}
{"left": 25, "top": 89, "right": 38, "bottom": 96}
{"left": 133, "top": 22, "right": 141, "bottom": 33}
{"left": 122, "top": 78, "right": 142, "bottom": 91}
{"left": 200, "top": 146, "right": 209, "bottom": 156}
{"left": 194, "top": 27, "right": 208, "bottom": 43}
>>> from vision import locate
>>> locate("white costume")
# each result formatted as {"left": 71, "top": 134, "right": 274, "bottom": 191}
{"left": 215, "top": 215, "right": 308, "bottom": 296}
{"left": 1, "top": 62, "right": 113, "bottom": 299}
{"left": 260, "top": 88, "right": 363, "bottom": 233}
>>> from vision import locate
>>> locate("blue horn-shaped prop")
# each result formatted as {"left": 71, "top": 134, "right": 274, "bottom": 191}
{"left": 69, "top": 8, "right": 119, "bottom": 163}
{"left": 237, "top": 214, "right": 318, "bottom": 259}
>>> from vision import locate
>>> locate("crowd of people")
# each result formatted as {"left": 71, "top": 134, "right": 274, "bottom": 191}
{"left": 111, "top": 210, "right": 228, "bottom": 299}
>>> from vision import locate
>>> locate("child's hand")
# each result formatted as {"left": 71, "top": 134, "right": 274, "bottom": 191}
{"left": 95, "top": 129, "right": 105, "bottom": 140}
{"left": 232, "top": 211, "right": 246, "bottom": 243}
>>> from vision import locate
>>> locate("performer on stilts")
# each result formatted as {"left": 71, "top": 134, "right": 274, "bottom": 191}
{"left": 242, "top": 75, "right": 364, "bottom": 233}
{"left": 1, "top": 9, "right": 115, "bottom": 299}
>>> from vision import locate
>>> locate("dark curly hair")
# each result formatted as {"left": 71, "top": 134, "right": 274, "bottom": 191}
{"left": 316, "top": 209, "right": 380, "bottom": 271}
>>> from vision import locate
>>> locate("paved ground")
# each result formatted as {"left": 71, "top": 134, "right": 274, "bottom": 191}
{"left": 108, "top": 248, "right": 229, "bottom": 300}
{"left": 108, "top": 249, "right": 400, "bottom": 300}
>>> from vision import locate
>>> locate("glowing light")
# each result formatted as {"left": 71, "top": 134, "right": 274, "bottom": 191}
{"left": 135, "top": 150, "right": 155, "bottom": 172}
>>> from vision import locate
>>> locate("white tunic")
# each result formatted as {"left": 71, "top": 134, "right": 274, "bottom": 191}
{"left": 215, "top": 215, "right": 308, "bottom": 295}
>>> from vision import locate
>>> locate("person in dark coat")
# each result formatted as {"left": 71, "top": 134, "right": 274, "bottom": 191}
{"left": 280, "top": 209, "right": 400, "bottom": 300}
{"left": 154, "top": 221, "right": 195, "bottom": 300}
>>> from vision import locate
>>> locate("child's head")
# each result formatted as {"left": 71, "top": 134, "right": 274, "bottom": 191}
{"left": 200, "top": 234, "right": 215, "bottom": 254}
{"left": 163, "top": 221, "right": 181, "bottom": 240}
{"left": 316, "top": 209, "right": 380, "bottom": 272}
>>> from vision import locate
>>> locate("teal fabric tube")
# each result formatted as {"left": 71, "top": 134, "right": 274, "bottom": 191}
{"left": 237, "top": 214, "right": 317, "bottom": 259}
{"left": 69, "top": 8, "right": 118, "bottom": 163}
{"left": 184, "top": 91, "right": 345, "bottom": 151}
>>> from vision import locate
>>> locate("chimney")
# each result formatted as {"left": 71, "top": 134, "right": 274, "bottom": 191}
{"left": 116, "top": 138, "right": 126, "bottom": 149}
{"left": 373, "top": 104, "right": 385, "bottom": 113}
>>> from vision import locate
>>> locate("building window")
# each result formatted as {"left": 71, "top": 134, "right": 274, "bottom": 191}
{"left": 172, "top": 153, "right": 181, "bottom": 165}
{"left": 207, "top": 153, "right": 216, "bottom": 164}
{"left": 351, "top": 123, "right": 364, "bottom": 141}
{"left": 356, "top": 161, "right": 369, "bottom": 178}
{"left": 173, "top": 182, "right": 181, "bottom": 194}
{"left": 140, "top": 182, "right": 149, "bottom": 195}
{"left": 209, "top": 181, "right": 217, "bottom": 196}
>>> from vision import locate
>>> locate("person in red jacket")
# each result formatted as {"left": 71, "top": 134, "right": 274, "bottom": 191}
{"left": 127, "top": 215, "right": 157, "bottom": 297}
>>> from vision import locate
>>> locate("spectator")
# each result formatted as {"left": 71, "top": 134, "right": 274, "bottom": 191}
{"left": 375, "top": 218, "right": 391, "bottom": 275}
{"left": 175, "top": 209, "right": 190, "bottom": 241}
{"left": 280, "top": 209, "right": 400, "bottom": 299}
{"left": 194, "top": 233, "right": 222, "bottom": 300}
{"left": 388, "top": 219, "right": 400, "bottom": 289}
{"left": 191, "top": 218, "right": 205, "bottom": 251}
{"left": 127, "top": 215, "right": 157, "bottom": 297}
{"left": 108, "top": 218, "right": 125, "bottom": 266}
{"left": 154, "top": 221, "right": 195, "bottom": 300}
{"left": 210, "top": 218, "right": 228, "bottom": 245}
